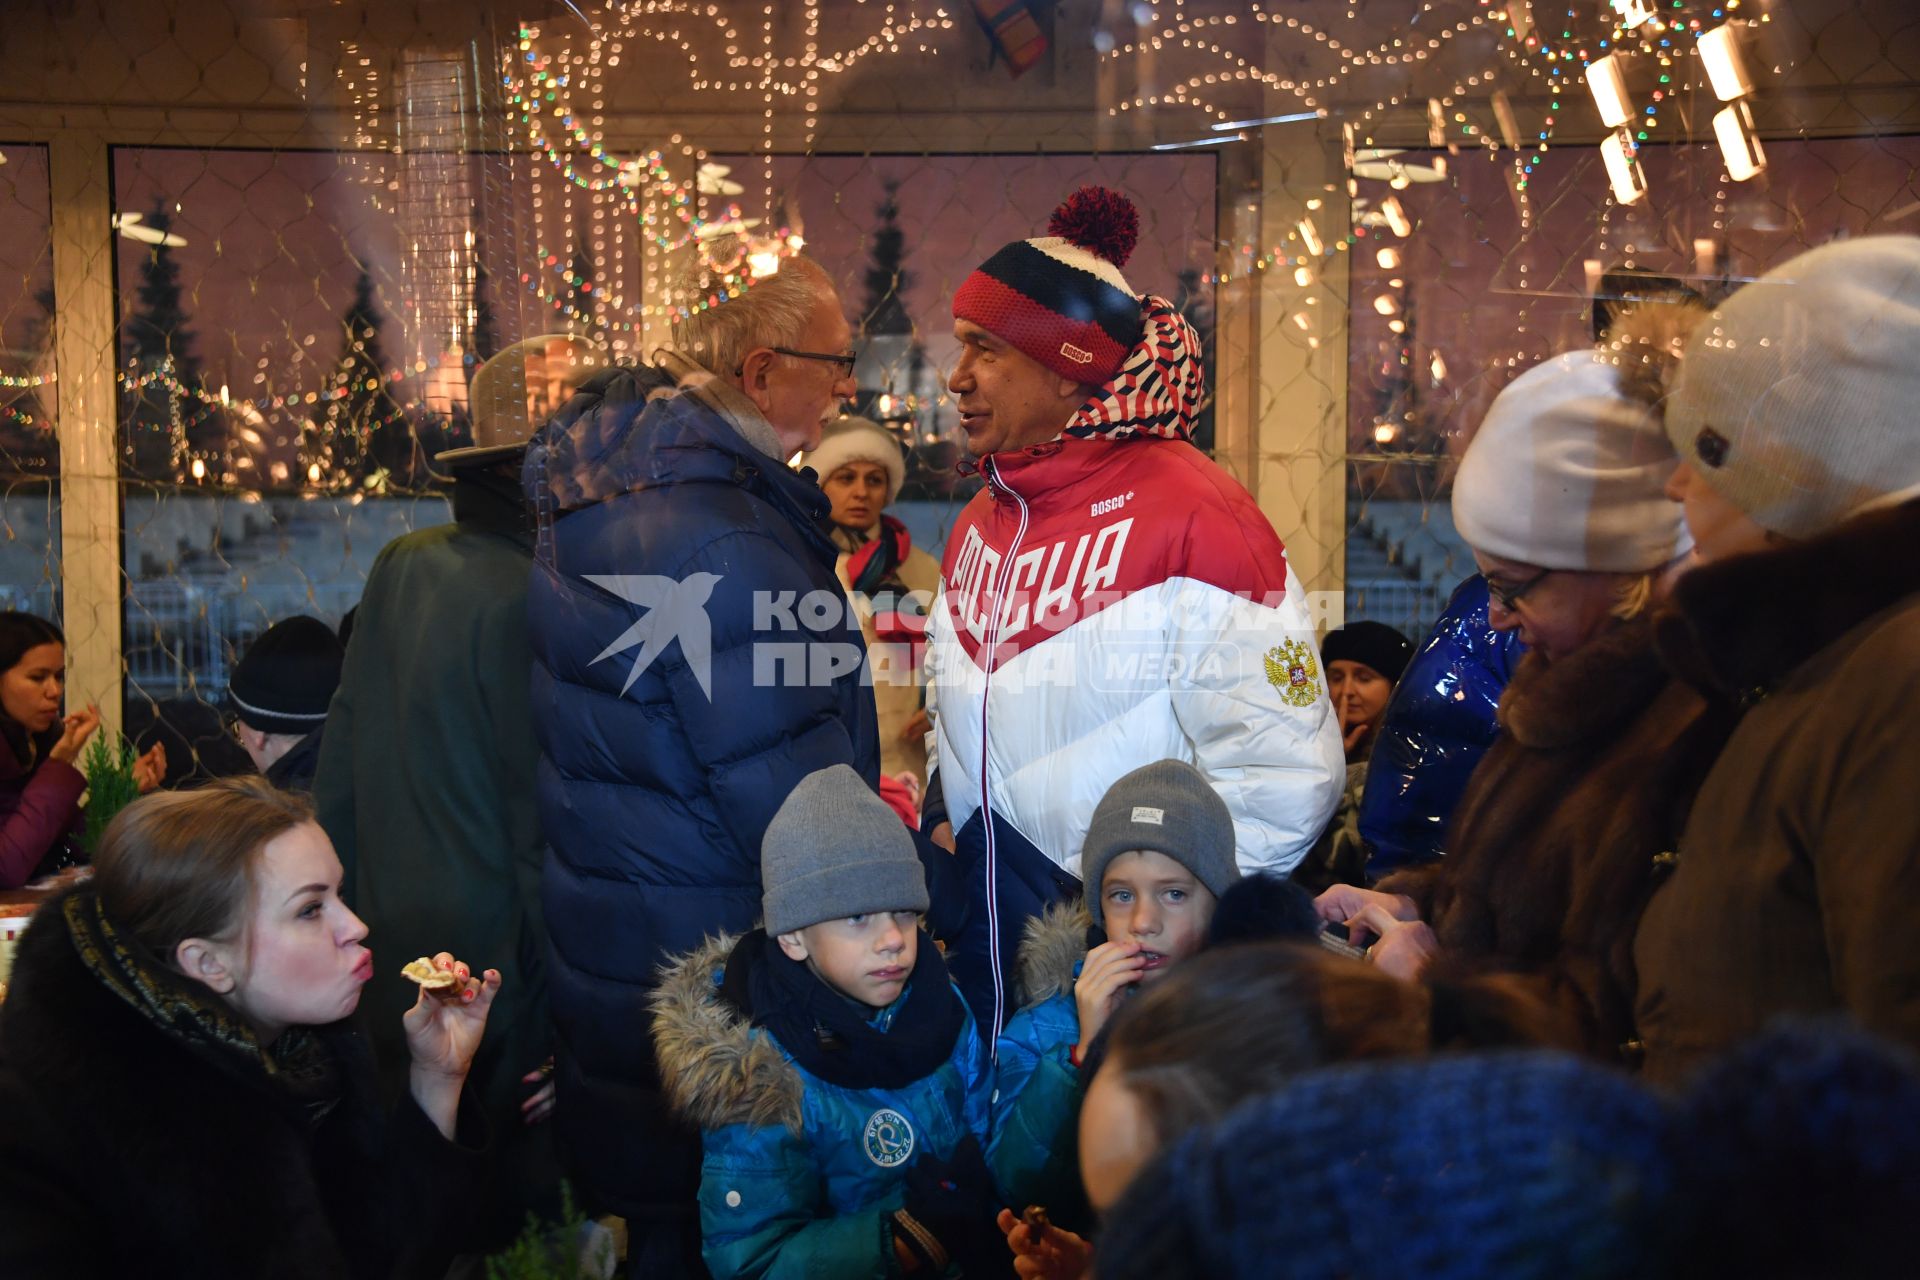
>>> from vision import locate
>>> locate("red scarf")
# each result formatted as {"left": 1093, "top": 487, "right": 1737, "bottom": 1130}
{"left": 844, "top": 515, "right": 929, "bottom": 651}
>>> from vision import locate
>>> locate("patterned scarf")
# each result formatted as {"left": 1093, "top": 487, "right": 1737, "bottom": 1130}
{"left": 836, "top": 516, "right": 929, "bottom": 648}
{"left": 1060, "top": 294, "right": 1207, "bottom": 443}
{"left": 64, "top": 887, "right": 342, "bottom": 1125}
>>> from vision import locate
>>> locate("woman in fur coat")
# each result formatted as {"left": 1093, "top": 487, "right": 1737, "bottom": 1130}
{"left": 0, "top": 776, "right": 498, "bottom": 1278}
{"left": 1633, "top": 237, "right": 1920, "bottom": 1083}
{"left": 1316, "top": 310, "right": 1732, "bottom": 1059}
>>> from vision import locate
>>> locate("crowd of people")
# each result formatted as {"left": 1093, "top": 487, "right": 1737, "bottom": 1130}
{"left": 0, "top": 191, "right": 1917, "bottom": 1279}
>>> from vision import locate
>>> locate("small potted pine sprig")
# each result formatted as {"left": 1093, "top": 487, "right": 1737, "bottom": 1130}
{"left": 81, "top": 731, "right": 142, "bottom": 852}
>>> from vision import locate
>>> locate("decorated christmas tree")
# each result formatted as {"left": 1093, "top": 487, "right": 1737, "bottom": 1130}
{"left": 316, "top": 268, "right": 401, "bottom": 486}
{"left": 854, "top": 182, "right": 927, "bottom": 435}
{"left": 119, "top": 205, "right": 213, "bottom": 481}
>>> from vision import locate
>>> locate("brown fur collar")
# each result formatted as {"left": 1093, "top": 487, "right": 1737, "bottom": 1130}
{"left": 1016, "top": 900, "right": 1093, "bottom": 1005}
{"left": 649, "top": 933, "right": 805, "bottom": 1134}
{"left": 1656, "top": 498, "right": 1920, "bottom": 702}
{"left": 1499, "top": 613, "right": 1669, "bottom": 750}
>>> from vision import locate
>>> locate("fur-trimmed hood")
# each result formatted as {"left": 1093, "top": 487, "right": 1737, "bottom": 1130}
{"left": 1016, "top": 900, "right": 1095, "bottom": 1005}
{"left": 650, "top": 933, "right": 805, "bottom": 1134}
{"left": 1657, "top": 497, "right": 1920, "bottom": 703}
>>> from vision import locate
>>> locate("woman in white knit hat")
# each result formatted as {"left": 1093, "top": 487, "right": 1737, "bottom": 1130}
{"left": 1317, "top": 308, "right": 1738, "bottom": 1058}
{"left": 801, "top": 417, "right": 941, "bottom": 793}
{"left": 1634, "top": 235, "right": 1920, "bottom": 1084}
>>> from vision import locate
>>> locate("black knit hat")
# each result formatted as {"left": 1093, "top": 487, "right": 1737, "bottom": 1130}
{"left": 227, "top": 615, "right": 343, "bottom": 736}
{"left": 1320, "top": 621, "right": 1415, "bottom": 685}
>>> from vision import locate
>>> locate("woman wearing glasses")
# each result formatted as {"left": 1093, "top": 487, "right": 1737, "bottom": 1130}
{"left": 1316, "top": 307, "right": 1733, "bottom": 1060}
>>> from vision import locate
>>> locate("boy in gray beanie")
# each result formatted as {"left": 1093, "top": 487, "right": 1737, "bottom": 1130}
{"left": 650, "top": 764, "right": 1007, "bottom": 1278}
{"left": 989, "top": 759, "right": 1286, "bottom": 1237}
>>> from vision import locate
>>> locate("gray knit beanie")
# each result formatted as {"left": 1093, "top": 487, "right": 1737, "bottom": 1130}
{"left": 1665, "top": 235, "right": 1920, "bottom": 539}
{"left": 1081, "top": 760, "right": 1238, "bottom": 926}
{"left": 762, "top": 764, "right": 929, "bottom": 936}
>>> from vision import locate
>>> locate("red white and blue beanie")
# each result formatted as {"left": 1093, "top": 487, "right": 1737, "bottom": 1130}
{"left": 953, "top": 186, "right": 1143, "bottom": 384}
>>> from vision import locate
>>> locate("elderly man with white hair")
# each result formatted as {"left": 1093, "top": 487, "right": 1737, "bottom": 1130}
{"left": 521, "top": 251, "right": 885, "bottom": 1273}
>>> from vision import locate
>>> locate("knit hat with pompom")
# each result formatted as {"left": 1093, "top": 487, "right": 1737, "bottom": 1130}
{"left": 952, "top": 185, "right": 1144, "bottom": 383}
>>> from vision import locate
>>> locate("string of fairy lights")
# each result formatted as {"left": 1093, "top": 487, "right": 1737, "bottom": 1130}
{"left": 0, "top": 0, "right": 1783, "bottom": 484}
{"left": 502, "top": 2, "right": 958, "bottom": 340}
{"left": 1135, "top": 0, "right": 1768, "bottom": 334}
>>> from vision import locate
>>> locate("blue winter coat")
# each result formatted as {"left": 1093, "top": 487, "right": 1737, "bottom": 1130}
{"left": 1357, "top": 576, "right": 1523, "bottom": 878}
{"left": 522, "top": 366, "right": 882, "bottom": 1218}
{"left": 942, "top": 808, "right": 1084, "bottom": 1040}
{"left": 988, "top": 901, "right": 1097, "bottom": 1222}
{"left": 651, "top": 936, "right": 997, "bottom": 1279}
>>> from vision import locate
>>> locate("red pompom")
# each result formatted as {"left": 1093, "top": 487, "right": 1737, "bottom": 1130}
{"left": 1047, "top": 186, "right": 1140, "bottom": 269}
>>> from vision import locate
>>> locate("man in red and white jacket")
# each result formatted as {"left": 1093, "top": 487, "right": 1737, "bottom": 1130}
{"left": 923, "top": 188, "right": 1345, "bottom": 1036}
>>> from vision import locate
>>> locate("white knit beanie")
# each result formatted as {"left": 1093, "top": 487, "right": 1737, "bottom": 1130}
{"left": 801, "top": 416, "right": 906, "bottom": 504}
{"left": 1664, "top": 235, "right": 1920, "bottom": 539}
{"left": 1452, "top": 350, "right": 1692, "bottom": 573}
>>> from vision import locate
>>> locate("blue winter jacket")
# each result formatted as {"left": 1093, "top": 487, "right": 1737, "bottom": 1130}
{"left": 945, "top": 809, "right": 1083, "bottom": 1040}
{"left": 651, "top": 935, "right": 998, "bottom": 1279}
{"left": 988, "top": 901, "right": 1098, "bottom": 1222}
{"left": 522, "top": 365, "right": 881, "bottom": 1218}
{"left": 1357, "top": 575, "right": 1523, "bottom": 878}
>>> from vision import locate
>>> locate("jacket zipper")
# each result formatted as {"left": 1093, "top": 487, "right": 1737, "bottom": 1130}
{"left": 977, "top": 455, "right": 1030, "bottom": 1046}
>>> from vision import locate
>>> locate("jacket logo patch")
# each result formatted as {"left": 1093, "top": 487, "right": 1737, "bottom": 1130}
{"left": 1060, "top": 341, "right": 1094, "bottom": 364}
{"left": 1131, "top": 806, "right": 1165, "bottom": 825}
{"left": 1090, "top": 491, "right": 1134, "bottom": 518}
{"left": 1264, "top": 640, "right": 1321, "bottom": 708}
{"left": 863, "top": 1108, "right": 915, "bottom": 1168}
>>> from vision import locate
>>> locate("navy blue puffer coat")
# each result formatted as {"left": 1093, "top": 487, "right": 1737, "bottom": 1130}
{"left": 522, "top": 365, "right": 880, "bottom": 1224}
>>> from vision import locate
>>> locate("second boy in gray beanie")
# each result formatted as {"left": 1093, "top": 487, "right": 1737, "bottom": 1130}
{"left": 1081, "top": 759, "right": 1238, "bottom": 926}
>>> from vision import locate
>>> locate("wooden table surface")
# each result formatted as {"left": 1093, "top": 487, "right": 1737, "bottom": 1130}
{"left": 0, "top": 888, "right": 47, "bottom": 986}
{"left": 0, "top": 888, "right": 47, "bottom": 920}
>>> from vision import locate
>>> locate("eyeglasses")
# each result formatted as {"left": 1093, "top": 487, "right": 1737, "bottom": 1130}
{"left": 1488, "top": 569, "right": 1553, "bottom": 613}
{"left": 743, "top": 346, "right": 858, "bottom": 379}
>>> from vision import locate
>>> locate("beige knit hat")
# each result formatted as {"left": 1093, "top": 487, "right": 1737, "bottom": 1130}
{"left": 1665, "top": 235, "right": 1920, "bottom": 538}
{"left": 437, "top": 333, "right": 606, "bottom": 467}
{"left": 1452, "top": 349, "right": 1692, "bottom": 573}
